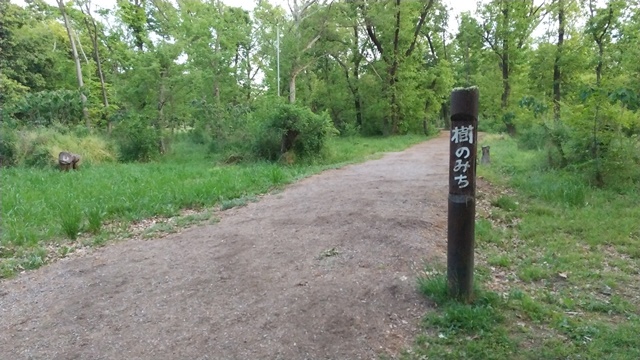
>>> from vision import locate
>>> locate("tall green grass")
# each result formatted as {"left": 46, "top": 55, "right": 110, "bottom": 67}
{"left": 0, "top": 134, "right": 426, "bottom": 277}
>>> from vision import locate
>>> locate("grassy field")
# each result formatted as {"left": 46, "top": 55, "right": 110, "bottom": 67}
{"left": 0, "top": 134, "right": 427, "bottom": 278}
{"left": 405, "top": 134, "right": 640, "bottom": 359}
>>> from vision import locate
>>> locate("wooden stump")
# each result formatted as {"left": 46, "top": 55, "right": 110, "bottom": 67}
{"left": 58, "top": 152, "right": 81, "bottom": 171}
{"left": 481, "top": 146, "right": 490, "bottom": 165}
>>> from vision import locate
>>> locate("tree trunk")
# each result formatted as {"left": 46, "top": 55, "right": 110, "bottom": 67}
{"left": 82, "top": 4, "right": 111, "bottom": 133}
{"left": 213, "top": 35, "right": 221, "bottom": 105}
{"left": 76, "top": 32, "right": 90, "bottom": 64}
{"left": 289, "top": 72, "right": 297, "bottom": 104}
{"left": 501, "top": 54, "right": 510, "bottom": 110}
{"left": 500, "top": 1, "right": 510, "bottom": 110}
{"left": 362, "top": 0, "right": 432, "bottom": 135}
{"left": 157, "top": 69, "right": 168, "bottom": 154}
{"left": 244, "top": 46, "right": 252, "bottom": 102}
{"left": 388, "top": 0, "right": 401, "bottom": 135}
{"left": 352, "top": 25, "right": 362, "bottom": 128}
{"left": 57, "top": 0, "right": 89, "bottom": 128}
{"left": 553, "top": 0, "right": 565, "bottom": 121}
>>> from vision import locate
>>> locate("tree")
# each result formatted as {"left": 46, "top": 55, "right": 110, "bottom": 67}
{"left": 584, "top": 0, "right": 625, "bottom": 185}
{"left": 360, "top": 0, "right": 437, "bottom": 134}
{"left": 479, "top": 0, "right": 545, "bottom": 133}
{"left": 552, "top": 0, "right": 566, "bottom": 121}
{"left": 56, "top": 0, "right": 89, "bottom": 128}
{"left": 285, "top": 0, "right": 333, "bottom": 104}
{"left": 78, "top": 0, "right": 112, "bottom": 132}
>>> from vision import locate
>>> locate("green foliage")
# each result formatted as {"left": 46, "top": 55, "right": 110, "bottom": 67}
{"left": 517, "top": 124, "right": 548, "bottom": 151}
{"left": 491, "top": 196, "right": 518, "bottom": 211}
{"left": 476, "top": 219, "right": 502, "bottom": 244}
{"left": 0, "top": 124, "right": 18, "bottom": 166}
{"left": 419, "top": 272, "right": 504, "bottom": 332}
{"left": 412, "top": 273, "right": 512, "bottom": 359}
{"left": 3, "top": 89, "right": 84, "bottom": 126}
{"left": 254, "top": 102, "right": 337, "bottom": 161}
{"left": 59, "top": 204, "right": 83, "bottom": 240}
{"left": 113, "top": 115, "right": 161, "bottom": 162}
{"left": 418, "top": 273, "right": 449, "bottom": 305}
{"left": 86, "top": 207, "right": 105, "bottom": 234}
{"left": 413, "top": 133, "right": 640, "bottom": 359}
{"left": 2, "top": 127, "right": 116, "bottom": 168}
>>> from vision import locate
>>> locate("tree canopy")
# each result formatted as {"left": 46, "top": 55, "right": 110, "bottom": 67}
{"left": 1, "top": 0, "right": 639, "bottom": 183}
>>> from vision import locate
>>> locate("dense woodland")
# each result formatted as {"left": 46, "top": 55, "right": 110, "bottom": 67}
{"left": 1, "top": 0, "right": 639, "bottom": 186}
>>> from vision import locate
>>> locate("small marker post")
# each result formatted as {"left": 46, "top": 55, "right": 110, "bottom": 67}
{"left": 447, "top": 87, "right": 479, "bottom": 302}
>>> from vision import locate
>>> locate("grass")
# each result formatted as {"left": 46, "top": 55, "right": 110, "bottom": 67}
{"left": 0, "top": 134, "right": 427, "bottom": 278}
{"left": 407, "top": 134, "right": 640, "bottom": 359}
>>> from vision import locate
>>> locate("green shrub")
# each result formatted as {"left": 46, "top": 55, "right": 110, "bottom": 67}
{"left": 518, "top": 124, "right": 548, "bottom": 151}
{"left": 24, "top": 144, "right": 52, "bottom": 168}
{"left": 253, "top": 103, "right": 337, "bottom": 161}
{"left": 4, "top": 89, "right": 84, "bottom": 127}
{"left": 477, "top": 116, "right": 507, "bottom": 133}
{"left": 0, "top": 125, "right": 17, "bottom": 166}
{"left": 114, "top": 115, "right": 161, "bottom": 162}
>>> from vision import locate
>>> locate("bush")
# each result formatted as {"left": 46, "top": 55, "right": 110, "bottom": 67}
{"left": 113, "top": 115, "right": 161, "bottom": 162}
{"left": 24, "top": 144, "right": 52, "bottom": 168}
{"left": 478, "top": 116, "right": 507, "bottom": 134}
{"left": 3, "top": 89, "right": 84, "bottom": 127}
{"left": 518, "top": 124, "right": 548, "bottom": 151}
{"left": 598, "top": 135, "right": 640, "bottom": 191}
{"left": 0, "top": 125, "right": 17, "bottom": 166}
{"left": 253, "top": 103, "right": 336, "bottom": 162}
{"left": 9, "top": 128, "right": 116, "bottom": 168}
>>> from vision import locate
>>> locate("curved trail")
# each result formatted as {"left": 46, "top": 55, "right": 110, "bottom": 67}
{"left": 1, "top": 132, "right": 450, "bottom": 359}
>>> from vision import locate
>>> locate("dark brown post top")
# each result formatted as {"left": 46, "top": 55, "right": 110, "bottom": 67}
{"left": 450, "top": 87, "right": 479, "bottom": 120}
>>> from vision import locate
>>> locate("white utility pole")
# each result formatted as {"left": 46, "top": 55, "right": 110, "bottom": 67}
{"left": 277, "top": 25, "right": 281, "bottom": 97}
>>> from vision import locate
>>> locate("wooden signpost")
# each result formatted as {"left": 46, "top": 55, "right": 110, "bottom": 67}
{"left": 447, "top": 87, "right": 479, "bottom": 302}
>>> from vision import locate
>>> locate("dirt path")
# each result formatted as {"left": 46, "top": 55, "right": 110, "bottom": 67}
{"left": 0, "top": 132, "right": 450, "bottom": 360}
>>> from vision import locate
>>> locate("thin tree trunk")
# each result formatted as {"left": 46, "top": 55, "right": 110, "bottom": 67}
{"left": 388, "top": 0, "right": 401, "bottom": 135}
{"left": 213, "top": 34, "right": 221, "bottom": 105}
{"left": 500, "top": 0, "right": 510, "bottom": 111}
{"left": 81, "top": 2, "right": 111, "bottom": 133}
{"left": 76, "top": 32, "right": 90, "bottom": 64}
{"left": 352, "top": 25, "right": 362, "bottom": 128}
{"left": 588, "top": 0, "right": 613, "bottom": 186}
{"left": 57, "top": 0, "right": 89, "bottom": 128}
{"left": 501, "top": 53, "right": 510, "bottom": 109}
{"left": 442, "top": 28, "right": 448, "bottom": 61}
{"left": 157, "top": 69, "right": 167, "bottom": 154}
{"left": 553, "top": 0, "right": 565, "bottom": 121}
{"left": 289, "top": 72, "right": 297, "bottom": 104}
{"left": 245, "top": 49, "right": 252, "bottom": 101}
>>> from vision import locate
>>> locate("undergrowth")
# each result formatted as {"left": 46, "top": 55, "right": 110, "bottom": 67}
{"left": 406, "top": 134, "right": 640, "bottom": 359}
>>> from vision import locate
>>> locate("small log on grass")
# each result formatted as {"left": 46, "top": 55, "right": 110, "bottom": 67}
{"left": 59, "top": 151, "right": 81, "bottom": 171}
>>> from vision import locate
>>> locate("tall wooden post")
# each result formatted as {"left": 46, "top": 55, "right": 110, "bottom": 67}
{"left": 447, "top": 87, "right": 479, "bottom": 302}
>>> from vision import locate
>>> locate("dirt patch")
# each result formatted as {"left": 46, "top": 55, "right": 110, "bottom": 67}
{"left": 0, "top": 132, "right": 452, "bottom": 359}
